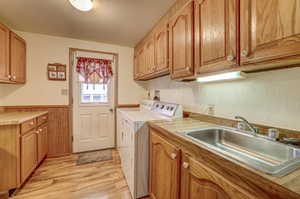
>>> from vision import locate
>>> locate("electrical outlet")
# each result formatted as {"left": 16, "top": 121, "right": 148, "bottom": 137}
{"left": 207, "top": 104, "right": 215, "bottom": 115}
{"left": 61, "top": 89, "right": 68, "bottom": 96}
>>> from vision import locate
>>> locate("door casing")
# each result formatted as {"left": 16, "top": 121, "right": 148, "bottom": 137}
{"left": 69, "top": 48, "right": 119, "bottom": 153}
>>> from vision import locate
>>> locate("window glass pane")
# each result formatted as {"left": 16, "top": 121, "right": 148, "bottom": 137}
{"left": 80, "top": 83, "right": 108, "bottom": 103}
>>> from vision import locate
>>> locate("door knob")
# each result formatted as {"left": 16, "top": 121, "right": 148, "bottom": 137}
{"left": 109, "top": 108, "right": 114, "bottom": 112}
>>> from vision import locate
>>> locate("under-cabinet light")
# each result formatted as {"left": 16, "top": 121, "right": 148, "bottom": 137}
{"left": 196, "top": 71, "right": 246, "bottom": 83}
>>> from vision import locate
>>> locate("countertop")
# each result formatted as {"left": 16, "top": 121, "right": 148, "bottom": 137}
{"left": 0, "top": 111, "right": 48, "bottom": 126}
{"left": 149, "top": 118, "right": 300, "bottom": 198}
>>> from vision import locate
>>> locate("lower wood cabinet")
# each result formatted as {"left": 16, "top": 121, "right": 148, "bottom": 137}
{"left": 21, "top": 130, "right": 38, "bottom": 183}
{"left": 37, "top": 124, "right": 48, "bottom": 163}
{"left": 150, "top": 131, "right": 181, "bottom": 199}
{"left": 0, "top": 113, "right": 48, "bottom": 193}
{"left": 149, "top": 128, "right": 263, "bottom": 199}
{"left": 181, "top": 154, "right": 255, "bottom": 199}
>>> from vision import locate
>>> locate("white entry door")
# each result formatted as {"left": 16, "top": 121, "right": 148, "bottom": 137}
{"left": 72, "top": 52, "right": 115, "bottom": 153}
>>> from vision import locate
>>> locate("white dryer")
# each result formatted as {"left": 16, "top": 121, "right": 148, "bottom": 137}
{"left": 117, "top": 100, "right": 183, "bottom": 198}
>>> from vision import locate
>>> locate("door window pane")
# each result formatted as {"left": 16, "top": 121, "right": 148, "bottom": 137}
{"left": 81, "top": 83, "right": 108, "bottom": 103}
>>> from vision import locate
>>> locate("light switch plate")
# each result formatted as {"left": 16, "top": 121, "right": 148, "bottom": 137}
{"left": 61, "top": 89, "right": 68, "bottom": 96}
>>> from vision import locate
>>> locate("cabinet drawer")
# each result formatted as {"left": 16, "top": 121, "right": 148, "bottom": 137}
{"left": 21, "top": 119, "right": 36, "bottom": 134}
{"left": 37, "top": 114, "right": 48, "bottom": 126}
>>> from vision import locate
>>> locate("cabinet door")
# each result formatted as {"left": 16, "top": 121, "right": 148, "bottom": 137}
{"left": 21, "top": 131, "right": 38, "bottom": 183}
{"left": 0, "top": 23, "right": 10, "bottom": 82}
{"left": 181, "top": 154, "right": 257, "bottom": 199}
{"left": 169, "top": 1, "right": 194, "bottom": 79}
{"left": 10, "top": 31, "right": 26, "bottom": 83}
{"left": 137, "top": 47, "right": 146, "bottom": 77}
{"left": 240, "top": 0, "right": 300, "bottom": 65}
{"left": 37, "top": 125, "right": 48, "bottom": 163}
{"left": 154, "top": 23, "right": 169, "bottom": 74}
{"left": 134, "top": 54, "right": 139, "bottom": 80}
{"left": 145, "top": 37, "right": 155, "bottom": 75}
{"left": 150, "top": 130, "right": 181, "bottom": 199}
{"left": 195, "top": 0, "right": 238, "bottom": 74}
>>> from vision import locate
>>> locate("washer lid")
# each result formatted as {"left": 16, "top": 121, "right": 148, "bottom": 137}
{"left": 121, "top": 111, "right": 167, "bottom": 122}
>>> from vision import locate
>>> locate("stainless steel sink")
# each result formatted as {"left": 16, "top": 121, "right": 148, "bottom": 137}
{"left": 180, "top": 127, "right": 300, "bottom": 176}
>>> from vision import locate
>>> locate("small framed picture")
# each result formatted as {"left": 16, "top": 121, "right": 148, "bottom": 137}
{"left": 57, "top": 71, "right": 66, "bottom": 80}
{"left": 48, "top": 65, "right": 57, "bottom": 71}
{"left": 48, "top": 63, "right": 66, "bottom": 81}
{"left": 49, "top": 71, "right": 57, "bottom": 79}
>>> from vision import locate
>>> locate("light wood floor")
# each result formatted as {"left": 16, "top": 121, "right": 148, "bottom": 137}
{"left": 13, "top": 150, "right": 149, "bottom": 199}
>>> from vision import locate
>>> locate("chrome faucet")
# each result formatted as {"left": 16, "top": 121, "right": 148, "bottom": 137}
{"left": 235, "top": 116, "right": 258, "bottom": 135}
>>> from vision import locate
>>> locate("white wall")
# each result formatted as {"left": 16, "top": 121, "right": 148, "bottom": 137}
{"left": 0, "top": 31, "right": 147, "bottom": 106}
{"left": 147, "top": 67, "right": 300, "bottom": 131}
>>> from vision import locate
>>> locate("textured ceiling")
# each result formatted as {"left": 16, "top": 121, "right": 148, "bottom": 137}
{"left": 0, "top": 0, "right": 175, "bottom": 47}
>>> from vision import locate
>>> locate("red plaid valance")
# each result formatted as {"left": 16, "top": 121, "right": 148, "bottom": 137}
{"left": 76, "top": 57, "right": 113, "bottom": 84}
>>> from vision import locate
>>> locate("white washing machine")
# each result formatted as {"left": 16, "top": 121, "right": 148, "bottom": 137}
{"left": 117, "top": 100, "right": 183, "bottom": 198}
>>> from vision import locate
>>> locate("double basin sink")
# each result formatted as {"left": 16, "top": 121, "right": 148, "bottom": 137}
{"left": 179, "top": 127, "right": 300, "bottom": 177}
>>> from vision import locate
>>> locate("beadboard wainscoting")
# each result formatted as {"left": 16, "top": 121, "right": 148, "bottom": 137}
{"left": 1, "top": 106, "right": 71, "bottom": 157}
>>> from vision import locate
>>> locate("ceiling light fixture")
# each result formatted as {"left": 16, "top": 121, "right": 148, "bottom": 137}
{"left": 196, "top": 71, "right": 246, "bottom": 83}
{"left": 69, "top": 0, "right": 94, "bottom": 12}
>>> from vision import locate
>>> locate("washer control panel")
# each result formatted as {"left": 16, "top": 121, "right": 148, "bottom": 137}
{"left": 151, "top": 101, "right": 181, "bottom": 117}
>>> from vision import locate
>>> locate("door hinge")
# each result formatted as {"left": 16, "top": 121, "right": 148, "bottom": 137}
{"left": 71, "top": 136, "right": 74, "bottom": 142}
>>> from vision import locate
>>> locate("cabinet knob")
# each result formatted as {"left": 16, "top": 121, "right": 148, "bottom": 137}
{"left": 30, "top": 122, "right": 34, "bottom": 125}
{"left": 10, "top": 75, "right": 16, "bottom": 80}
{"left": 182, "top": 162, "right": 189, "bottom": 169}
{"left": 39, "top": 128, "right": 43, "bottom": 132}
{"left": 241, "top": 50, "right": 249, "bottom": 57}
{"left": 170, "top": 153, "right": 177, "bottom": 159}
{"left": 7, "top": 75, "right": 12, "bottom": 79}
{"left": 227, "top": 55, "right": 235, "bottom": 62}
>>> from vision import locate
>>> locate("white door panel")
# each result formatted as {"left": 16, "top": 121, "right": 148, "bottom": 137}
{"left": 72, "top": 51, "right": 115, "bottom": 153}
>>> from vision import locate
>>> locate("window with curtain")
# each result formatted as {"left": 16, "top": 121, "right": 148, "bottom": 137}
{"left": 76, "top": 57, "right": 113, "bottom": 104}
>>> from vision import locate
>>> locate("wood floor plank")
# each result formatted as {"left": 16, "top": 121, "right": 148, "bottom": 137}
{"left": 13, "top": 150, "right": 137, "bottom": 199}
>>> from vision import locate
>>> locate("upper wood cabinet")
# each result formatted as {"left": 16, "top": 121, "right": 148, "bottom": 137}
{"left": 134, "top": 54, "right": 139, "bottom": 80}
{"left": 10, "top": 32, "right": 26, "bottom": 83}
{"left": 181, "top": 154, "right": 256, "bottom": 199}
{"left": 134, "top": 22, "right": 170, "bottom": 81}
{"left": 0, "top": 23, "right": 26, "bottom": 84}
{"left": 134, "top": 0, "right": 300, "bottom": 81}
{"left": 169, "top": 1, "right": 194, "bottom": 79}
{"left": 240, "top": 0, "right": 300, "bottom": 65}
{"left": 0, "top": 24, "right": 10, "bottom": 82}
{"left": 154, "top": 23, "right": 169, "bottom": 74}
{"left": 136, "top": 46, "right": 146, "bottom": 78}
{"left": 150, "top": 130, "right": 181, "bottom": 199}
{"left": 145, "top": 37, "right": 156, "bottom": 74}
{"left": 195, "top": 0, "right": 239, "bottom": 74}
